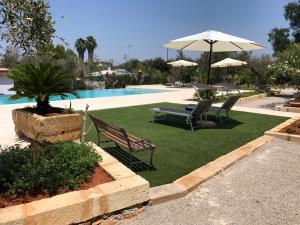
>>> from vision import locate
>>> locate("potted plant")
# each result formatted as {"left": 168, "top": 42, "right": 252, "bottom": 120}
{"left": 8, "top": 62, "right": 83, "bottom": 143}
{"left": 288, "top": 92, "right": 300, "bottom": 107}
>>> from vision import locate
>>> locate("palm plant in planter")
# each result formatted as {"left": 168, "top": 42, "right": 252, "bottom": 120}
{"left": 9, "top": 62, "right": 83, "bottom": 143}
{"left": 9, "top": 62, "right": 79, "bottom": 113}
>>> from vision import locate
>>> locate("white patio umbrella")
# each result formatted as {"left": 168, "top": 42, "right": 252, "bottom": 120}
{"left": 167, "top": 59, "right": 197, "bottom": 67}
{"left": 211, "top": 58, "right": 247, "bottom": 68}
{"left": 164, "top": 29, "right": 263, "bottom": 84}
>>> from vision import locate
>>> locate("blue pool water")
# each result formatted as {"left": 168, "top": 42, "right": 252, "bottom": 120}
{"left": 0, "top": 88, "right": 171, "bottom": 105}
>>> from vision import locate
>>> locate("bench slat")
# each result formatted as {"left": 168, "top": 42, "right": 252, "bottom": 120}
{"left": 90, "top": 115, "right": 155, "bottom": 152}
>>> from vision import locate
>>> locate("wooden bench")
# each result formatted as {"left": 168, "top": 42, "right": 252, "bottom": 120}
{"left": 90, "top": 115, "right": 155, "bottom": 169}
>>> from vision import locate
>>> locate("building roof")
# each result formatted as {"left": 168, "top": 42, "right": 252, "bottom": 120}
{"left": 0, "top": 68, "right": 9, "bottom": 76}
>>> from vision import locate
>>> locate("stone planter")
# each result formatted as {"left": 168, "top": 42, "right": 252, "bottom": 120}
{"left": 12, "top": 109, "right": 83, "bottom": 143}
{"left": 275, "top": 105, "right": 300, "bottom": 113}
{"left": 265, "top": 116, "right": 300, "bottom": 143}
{"left": 0, "top": 144, "right": 149, "bottom": 225}
{"left": 288, "top": 100, "right": 300, "bottom": 108}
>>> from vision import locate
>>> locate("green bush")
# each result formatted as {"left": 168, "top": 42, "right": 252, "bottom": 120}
{"left": 0, "top": 141, "right": 101, "bottom": 196}
{"left": 194, "top": 89, "right": 216, "bottom": 100}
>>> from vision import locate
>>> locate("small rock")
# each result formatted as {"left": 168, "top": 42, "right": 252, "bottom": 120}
{"left": 196, "top": 120, "right": 216, "bottom": 128}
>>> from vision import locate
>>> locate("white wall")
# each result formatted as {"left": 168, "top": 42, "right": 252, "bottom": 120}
{"left": 0, "top": 76, "right": 14, "bottom": 94}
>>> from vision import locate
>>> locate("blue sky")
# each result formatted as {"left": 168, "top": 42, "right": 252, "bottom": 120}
{"left": 50, "top": 0, "right": 293, "bottom": 64}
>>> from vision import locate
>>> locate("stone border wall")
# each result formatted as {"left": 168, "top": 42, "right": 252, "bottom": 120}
{"left": 236, "top": 93, "right": 266, "bottom": 105}
{"left": 0, "top": 144, "right": 149, "bottom": 225}
{"left": 275, "top": 105, "right": 300, "bottom": 113}
{"left": 265, "top": 116, "right": 300, "bottom": 143}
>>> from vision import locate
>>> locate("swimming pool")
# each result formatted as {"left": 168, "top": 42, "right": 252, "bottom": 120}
{"left": 0, "top": 88, "right": 171, "bottom": 105}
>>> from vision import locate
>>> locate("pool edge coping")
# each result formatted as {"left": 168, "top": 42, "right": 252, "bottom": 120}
{"left": 0, "top": 88, "right": 175, "bottom": 106}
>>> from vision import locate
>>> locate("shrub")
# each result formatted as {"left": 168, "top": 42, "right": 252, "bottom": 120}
{"left": 0, "top": 141, "right": 101, "bottom": 196}
{"left": 194, "top": 89, "right": 216, "bottom": 100}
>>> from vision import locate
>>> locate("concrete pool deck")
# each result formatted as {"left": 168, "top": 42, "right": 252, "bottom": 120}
{"left": 0, "top": 85, "right": 298, "bottom": 146}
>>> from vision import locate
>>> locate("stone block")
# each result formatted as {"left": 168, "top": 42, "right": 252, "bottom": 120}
{"left": 12, "top": 109, "right": 82, "bottom": 143}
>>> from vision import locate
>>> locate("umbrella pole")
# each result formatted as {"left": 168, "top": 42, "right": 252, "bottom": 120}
{"left": 207, "top": 42, "right": 213, "bottom": 85}
{"left": 167, "top": 48, "right": 169, "bottom": 61}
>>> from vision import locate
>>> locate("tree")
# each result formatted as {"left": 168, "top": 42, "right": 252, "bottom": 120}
{"left": 268, "top": 28, "right": 291, "bottom": 55}
{"left": 75, "top": 38, "right": 86, "bottom": 62}
{"left": 120, "top": 59, "right": 141, "bottom": 72}
{"left": 52, "top": 44, "right": 78, "bottom": 80}
{"left": 176, "top": 50, "right": 185, "bottom": 60}
{"left": 268, "top": 1, "right": 300, "bottom": 53}
{"left": 269, "top": 44, "right": 300, "bottom": 89}
{"left": 1, "top": 46, "right": 20, "bottom": 68}
{"left": 284, "top": 0, "right": 300, "bottom": 42}
{"left": 8, "top": 62, "right": 78, "bottom": 112}
{"left": 85, "top": 36, "right": 97, "bottom": 64}
{"left": 0, "top": 0, "right": 56, "bottom": 54}
{"left": 249, "top": 55, "right": 274, "bottom": 91}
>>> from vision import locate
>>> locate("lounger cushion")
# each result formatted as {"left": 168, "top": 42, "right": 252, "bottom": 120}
{"left": 151, "top": 107, "right": 190, "bottom": 117}
{"left": 185, "top": 104, "right": 221, "bottom": 111}
{"left": 209, "top": 106, "right": 221, "bottom": 111}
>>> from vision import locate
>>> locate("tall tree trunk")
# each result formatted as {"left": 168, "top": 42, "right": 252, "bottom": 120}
{"left": 79, "top": 51, "right": 84, "bottom": 62}
{"left": 88, "top": 49, "right": 93, "bottom": 64}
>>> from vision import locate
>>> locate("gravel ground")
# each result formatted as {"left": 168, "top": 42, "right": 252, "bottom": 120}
{"left": 237, "top": 96, "right": 290, "bottom": 109}
{"left": 118, "top": 138, "right": 300, "bottom": 225}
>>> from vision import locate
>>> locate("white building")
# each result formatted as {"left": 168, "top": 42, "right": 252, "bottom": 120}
{"left": 100, "top": 67, "right": 131, "bottom": 76}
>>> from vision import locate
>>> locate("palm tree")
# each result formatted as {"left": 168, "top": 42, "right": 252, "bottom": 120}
{"left": 85, "top": 36, "right": 97, "bottom": 64}
{"left": 8, "top": 63, "right": 78, "bottom": 112}
{"left": 75, "top": 38, "right": 86, "bottom": 62}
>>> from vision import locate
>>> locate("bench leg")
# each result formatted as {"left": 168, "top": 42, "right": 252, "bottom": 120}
{"left": 153, "top": 112, "right": 160, "bottom": 121}
{"left": 215, "top": 111, "right": 221, "bottom": 122}
{"left": 149, "top": 149, "right": 155, "bottom": 169}
{"left": 129, "top": 149, "right": 133, "bottom": 169}
{"left": 96, "top": 132, "right": 101, "bottom": 146}
{"left": 186, "top": 117, "right": 194, "bottom": 131}
{"left": 226, "top": 110, "right": 230, "bottom": 120}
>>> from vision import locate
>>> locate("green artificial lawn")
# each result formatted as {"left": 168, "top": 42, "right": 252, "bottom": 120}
{"left": 84, "top": 103, "right": 287, "bottom": 187}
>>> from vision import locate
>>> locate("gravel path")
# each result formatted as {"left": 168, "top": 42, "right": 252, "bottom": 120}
{"left": 118, "top": 138, "right": 300, "bottom": 225}
{"left": 237, "top": 96, "right": 289, "bottom": 109}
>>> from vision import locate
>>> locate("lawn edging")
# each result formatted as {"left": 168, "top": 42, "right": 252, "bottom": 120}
{"left": 0, "top": 143, "right": 149, "bottom": 225}
{"left": 265, "top": 116, "right": 300, "bottom": 143}
{"left": 149, "top": 135, "right": 273, "bottom": 205}
{"left": 275, "top": 105, "right": 300, "bottom": 113}
{"left": 236, "top": 93, "right": 266, "bottom": 105}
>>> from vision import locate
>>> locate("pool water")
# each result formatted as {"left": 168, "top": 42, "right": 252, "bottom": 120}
{"left": 0, "top": 88, "right": 171, "bottom": 105}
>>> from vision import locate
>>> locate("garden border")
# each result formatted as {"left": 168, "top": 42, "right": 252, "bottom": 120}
{"left": 265, "top": 116, "right": 300, "bottom": 143}
{"left": 0, "top": 143, "right": 149, "bottom": 225}
{"left": 149, "top": 134, "right": 274, "bottom": 204}
{"left": 236, "top": 93, "right": 266, "bottom": 105}
{"left": 275, "top": 105, "right": 300, "bottom": 113}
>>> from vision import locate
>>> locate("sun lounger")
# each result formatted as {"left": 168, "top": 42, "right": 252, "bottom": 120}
{"left": 210, "top": 95, "right": 240, "bottom": 120}
{"left": 185, "top": 95, "right": 240, "bottom": 121}
{"left": 150, "top": 99, "right": 213, "bottom": 131}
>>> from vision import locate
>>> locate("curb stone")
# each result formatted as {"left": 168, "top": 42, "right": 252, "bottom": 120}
{"left": 265, "top": 116, "right": 300, "bottom": 143}
{"left": 149, "top": 135, "right": 273, "bottom": 205}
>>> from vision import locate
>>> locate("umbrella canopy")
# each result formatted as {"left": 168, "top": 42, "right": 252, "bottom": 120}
{"left": 167, "top": 60, "right": 197, "bottom": 67}
{"left": 211, "top": 58, "right": 247, "bottom": 68}
{"left": 164, "top": 29, "right": 263, "bottom": 84}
